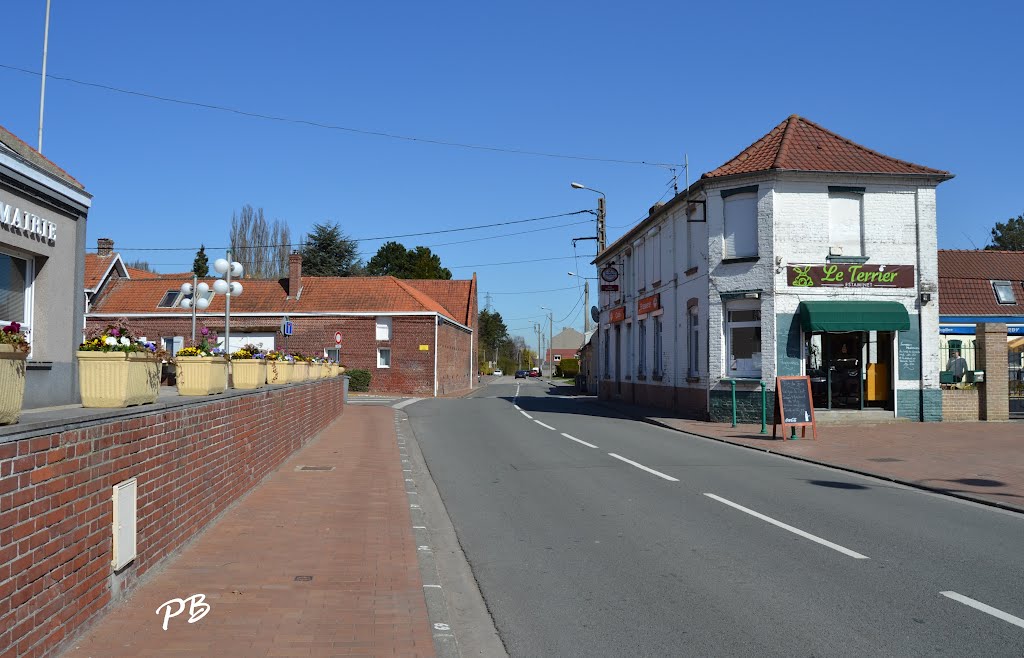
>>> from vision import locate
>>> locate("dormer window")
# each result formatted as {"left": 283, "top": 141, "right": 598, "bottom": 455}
{"left": 992, "top": 281, "right": 1017, "bottom": 305}
{"left": 157, "top": 289, "right": 180, "bottom": 308}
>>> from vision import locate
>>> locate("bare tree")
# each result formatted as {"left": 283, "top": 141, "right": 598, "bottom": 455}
{"left": 229, "top": 205, "right": 292, "bottom": 278}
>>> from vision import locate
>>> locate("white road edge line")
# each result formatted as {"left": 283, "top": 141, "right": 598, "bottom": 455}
{"left": 534, "top": 420, "right": 556, "bottom": 431}
{"left": 704, "top": 493, "right": 869, "bottom": 559}
{"left": 940, "top": 591, "right": 1024, "bottom": 629}
{"left": 520, "top": 411, "right": 533, "bottom": 420}
{"left": 561, "top": 432, "right": 598, "bottom": 449}
{"left": 608, "top": 453, "right": 679, "bottom": 482}
{"left": 513, "top": 404, "right": 520, "bottom": 410}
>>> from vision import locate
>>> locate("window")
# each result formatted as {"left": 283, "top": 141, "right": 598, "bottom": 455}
{"left": 688, "top": 306, "right": 699, "bottom": 376}
{"left": 626, "top": 323, "right": 632, "bottom": 377}
{"left": 377, "top": 347, "right": 391, "bottom": 368}
{"left": 638, "top": 319, "right": 647, "bottom": 375}
{"left": 687, "top": 217, "right": 701, "bottom": 270}
{"left": 554, "top": 354, "right": 561, "bottom": 362}
{"left": 828, "top": 191, "right": 863, "bottom": 257}
{"left": 157, "top": 289, "right": 180, "bottom": 308}
{"left": 376, "top": 316, "right": 392, "bottom": 340}
{"left": 723, "top": 190, "right": 758, "bottom": 258}
{"left": 326, "top": 347, "right": 341, "bottom": 363}
{"left": 725, "top": 302, "right": 762, "bottom": 378}
{"left": 653, "top": 316, "right": 663, "bottom": 376}
{"left": 636, "top": 240, "right": 646, "bottom": 289}
{"left": 651, "top": 230, "right": 662, "bottom": 283}
{"left": 604, "top": 328, "right": 610, "bottom": 376}
{"left": 0, "top": 252, "right": 30, "bottom": 325}
{"left": 993, "top": 281, "right": 1017, "bottom": 305}
{"left": 162, "top": 336, "right": 184, "bottom": 355}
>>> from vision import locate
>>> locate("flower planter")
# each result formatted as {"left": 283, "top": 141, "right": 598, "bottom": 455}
{"left": 308, "top": 363, "right": 322, "bottom": 380}
{"left": 232, "top": 359, "right": 267, "bottom": 390}
{"left": 176, "top": 356, "right": 228, "bottom": 396}
{"left": 321, "top": 364, "right": 331, "bottom": 379}
{"left": 293, "top": 362, "right": 310, "bottom": 381}
{"left": 77, "top": 351, "right": 160, "bottom": 408}
{"left": 0, "top": 345, "right": 28, "bottom": 424}
{"left": 266, "top": 360, "right": 293, "bottom": 385}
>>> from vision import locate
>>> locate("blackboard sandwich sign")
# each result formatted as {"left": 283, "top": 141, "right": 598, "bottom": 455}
{"left": 773, "top": 376, "right": 818, "bottom": 440}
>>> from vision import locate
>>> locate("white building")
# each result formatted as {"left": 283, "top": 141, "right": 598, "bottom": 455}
{"left": 594, "top": 115, "right": 953, "bottom": 421}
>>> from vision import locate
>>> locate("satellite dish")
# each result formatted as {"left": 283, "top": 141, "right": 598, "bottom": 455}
{"left": 590, "top": 306, "right": 600, "bottom": 323}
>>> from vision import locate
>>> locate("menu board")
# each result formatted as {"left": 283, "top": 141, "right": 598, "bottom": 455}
{"left": 773, "top": 376, "right": 818, "bottom": 440}
{"left": 898, "top": 321, "right": 920, "bottom": 381}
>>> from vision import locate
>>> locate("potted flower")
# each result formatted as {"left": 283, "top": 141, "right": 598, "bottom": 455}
{"left": 174, "top": 326, "right": 228, "bottom": 396}
{"left": 292, "top": 353, "right": 310, "bottom": 381}
{"left": 230, "top": 344, "right": 267, "bottom": 390}
{"left": 78, "top": 320, "right": 161, "bottom": 408}
{"left": 265, "top": 351, "right": 292, "bottom": 384}
{"left": 0, "top": 322, "right": 30, "bottom": 424}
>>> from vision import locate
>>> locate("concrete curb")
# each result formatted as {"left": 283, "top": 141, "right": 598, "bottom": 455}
{"left": 600, "top": 402, "right": 1024, "bottom": 517}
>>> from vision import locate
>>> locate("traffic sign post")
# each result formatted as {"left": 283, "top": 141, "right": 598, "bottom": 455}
{"left": 280, "top": 316, "right": 292, "bottom": 353}
{"left": 334, "top": 331, "right": 342, "bottom": 346}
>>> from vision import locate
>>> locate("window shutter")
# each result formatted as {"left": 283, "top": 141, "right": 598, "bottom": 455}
{"left": 724, "top": 193, "right": 757, "bottom": 258}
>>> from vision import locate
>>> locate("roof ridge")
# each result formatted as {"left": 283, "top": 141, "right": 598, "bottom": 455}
{"left": 0, "top": 124, "right": 85, "bottom": 189}
{"left": 793, "top": 116, "right": 950, "bottom": 176}
{"left": 392, "top": 278, "right": 454, "bottom": 320}
{"left": 773, "top": 115, "right": 799, "bottom": 169}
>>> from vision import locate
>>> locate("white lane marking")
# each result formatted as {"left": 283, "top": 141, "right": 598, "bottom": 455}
{"left": 392, "top": 398, "right": 420, "bottom": 410}
{"left": 534, "top": 420, "right": 556, "bottom": 431}
{"left": 513, "top": 404, "right": 521, "bottom": 410}
{"left": 413, "top": 526, "right": 427, "bottom": 529}
{"left": 423, "top": 584, "right": 442, "bottom": 588}
{"left": 520, "top": 411, "right": 533, "bottom": 420}
{"left": 608, "top": 453, "right": 679, "bottom": 482}
{"left": 561, "top": 432, "right": 598, "bottom": 449}
{"left": 704, "top": 493, "right": 869, "bottom": 559}
{"left": 941, "top": 591, "right": 1024, "bottom": 629}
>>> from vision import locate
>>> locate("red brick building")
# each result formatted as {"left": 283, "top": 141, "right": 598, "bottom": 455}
{"left": 86, "top": 253, "right": 477, "bottom": 396}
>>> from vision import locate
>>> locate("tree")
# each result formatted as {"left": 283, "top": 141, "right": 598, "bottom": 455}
{"left": 987, "top": 214, "right": 1024, "bottom": 251}
{"left": 477, "top": 309, "right": 509, "bottom": 366}
{"left": 229, "top": 205, "right": 292, "bottom": 278}
{"left": 192, "top": 245, "right": 209, "bottom": 278}
{"left": 365, "top": 242, "right": 451, "bottom": 279}
{"left": 301, "top": 222, "right": 363, "bottom": 277}
{"left": 125, "top": 259, "right": 154, "bottom": 273}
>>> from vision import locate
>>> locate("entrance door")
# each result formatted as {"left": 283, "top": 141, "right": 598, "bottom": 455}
{"left": 615, "top": 325, "right": 622, "bottom": 395}
{"left": 865, "top": 331, "right": 893, "bottom": 409}
{"left": 827, "top": 333, "right": 862, "bottom": 409}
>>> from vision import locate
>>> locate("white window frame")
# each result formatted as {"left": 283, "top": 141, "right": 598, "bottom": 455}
{"left": 0, "top": 250, "right": 34, "bottom": 353}
{"left": 554, "top": 354, "right": 561, "bottom": 362}
{"left": 375, "top": 316, "right": 392, "bottom": 341}
{"left": 723, "top": 191, "right": 758, "bottom": 258}
{"left": 687, "top": 216, "right": 701, "bottom": 271}
{"left": 828, "top": 191, "right": 864, "bottom": 257}
{"left": 725, "top": 300, "right": 762, "bottom": 378}
{"left": 992, "top": 280, "right": 1017, "bottom": 305}
{"left": 650, "top": 229, "right": 662, "bottom": 284}
{"left": 636, "top": 240, "right": 646, "bottom": 290}
{"left": 687, "top": 306, "right": 699, "bottom": 377}
{"left": 638, "top": 319, "right": 647, "bottom": 375}
{"left": 376, "top": 347, "right": 391, "bottom": 368}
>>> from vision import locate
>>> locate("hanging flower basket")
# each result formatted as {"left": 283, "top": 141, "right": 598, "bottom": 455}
{"left": 175, "top": 356, "right": 228, "bottom": 396}
{"left": 0, "top": 343, "right": 28, "bottom": 424}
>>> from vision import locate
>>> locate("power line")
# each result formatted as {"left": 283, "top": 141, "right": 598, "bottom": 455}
{"left": 448, "top": 255, "right": 592, "bottom": 269}
{"left": 0, "top": 63, "right": 682, "bottom": 169}
{"left": 488, "top": 285, "right": 578, "bottom": 295}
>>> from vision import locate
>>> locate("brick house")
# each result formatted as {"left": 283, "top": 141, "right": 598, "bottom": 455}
{"left": 87, "top": 253, "right": 478, "bottom": 396}
{"left": 594, "top": 115, "right": 953, "bottom": 421}
{"left": 84, "top": 238, "right": 159, "bottom": 312}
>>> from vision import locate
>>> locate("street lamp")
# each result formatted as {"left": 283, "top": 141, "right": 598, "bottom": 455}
{"left": 212, "top": 253, "right": 244, "bottom": 355}
{"left": 179, "top": 278, "right": 211, "bottom": 343}
{"left": 570, "top": 182, "right": 606, "bottom": 252}
{"left": 540, "top": 306, "right": 553, "bottom": 375}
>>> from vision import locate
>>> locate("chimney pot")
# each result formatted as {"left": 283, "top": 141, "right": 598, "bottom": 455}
{"left": 97, "top": 238, "right": 114, "bottom": 257}
{"left": 288, "top": 251, "right": 303, "bottom": 298}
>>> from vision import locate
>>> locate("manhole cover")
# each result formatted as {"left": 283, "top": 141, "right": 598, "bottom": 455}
{"left": 867, "top": 457, "right": 903, "bottom": 463}
{"left": 294, "top": 576, "right": 313, "bottom": 582}
{"left": 297, "top": 466, "right": 335, "bottom": 471}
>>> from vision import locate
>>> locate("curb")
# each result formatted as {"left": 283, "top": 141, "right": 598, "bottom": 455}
{"left": 600, "top": 402, "right": 1024, "bottom": 516}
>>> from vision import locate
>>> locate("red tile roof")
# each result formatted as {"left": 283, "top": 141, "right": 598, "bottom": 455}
{"left": 125, "top": 267, "right": 160, "bottom": 279}
{"left": 404, "top": 278, "right": 476, "bottom": 325}
{"left": 703, "top": 115, "right": 952, "bottom": 180}
{"left": 84, "top": 253, "right": 118, "bottom": 290}
{"left": 88, "top": 275, "right": 474, "bottom": 322}
{"left": 938, "top": 250, "right": 1024, "bottom": 316}
{"left": 0, "top": 124, "right": 86, "bottom": 189}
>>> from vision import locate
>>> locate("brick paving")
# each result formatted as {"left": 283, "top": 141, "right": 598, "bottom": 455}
{"left": 61, "top": 406, "right": 434, "bottom": 658}
{"left": 603, "top": 400, "right": 1024, "bottom": 513}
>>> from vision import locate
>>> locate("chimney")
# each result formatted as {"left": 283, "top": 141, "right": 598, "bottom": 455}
{"left": 288, "top": 251, "right": 303, "bottom": 298}
{"left": 648, "top": 202, "right": 664, "bottom": 217}
{"left": 97, "top": 237, "right": 114, "bottom": 257}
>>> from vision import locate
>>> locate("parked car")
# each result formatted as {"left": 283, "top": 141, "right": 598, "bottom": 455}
{"left": 529, "top": 369, "right": 541, "bottom": 377}
{"left": 492, "top": 369, "right": 503, "bottom": 376}
{"left": 515, "top": 370, "right": 528, "bottom": 379}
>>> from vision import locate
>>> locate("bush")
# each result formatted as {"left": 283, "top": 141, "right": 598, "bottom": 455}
{"left": 347, "top": 368, "right": 371, "bottom": 391}
{"left": 557, "top": 358, "right": 579, "bottom": 378}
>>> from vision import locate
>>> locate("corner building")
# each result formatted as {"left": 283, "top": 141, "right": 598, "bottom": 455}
{"left": 595, "top": 115, "right": 952, "bottom": 421}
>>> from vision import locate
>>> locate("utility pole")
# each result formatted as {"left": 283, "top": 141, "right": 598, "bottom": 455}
{"left": 535, "top": 323, "right": 542, "bottom": 370}
{"left": 583, "top": 280, "right": 590, "bottom": 334}
{"left": 38, "top": 0, "right": 52, "bottom": 153}
{"left": 597, "top": 196, "right": 606, "bottom": 253}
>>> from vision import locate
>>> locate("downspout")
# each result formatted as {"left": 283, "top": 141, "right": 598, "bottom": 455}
{"left": 434, "top": 314, "right": 439, "bottom": 397}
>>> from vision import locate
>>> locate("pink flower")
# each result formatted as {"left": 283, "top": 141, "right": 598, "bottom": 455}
{"left": 111, "top": 328, "right": 120, "bottom": 337}
{"left": 201, "top": 327, "right": 210, "bottom": 336}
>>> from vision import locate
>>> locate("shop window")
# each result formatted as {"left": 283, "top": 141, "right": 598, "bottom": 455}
{"left": 377, "top": 347, "right": 391, "bottom": 368}
{"left": 688, "top": 306, "right": 699, "bottom": 376}
{"left": 638, "top": 319, "right": 647, "bottom": 375}
{"left": 376, "top": 316, "right": 392, "bottom": 340}
{"left": 653, "top": 316, "right": 663, "bottom": 377}
{"left": 726, "top": 302, "right": 761, "bottom": 378}
{"left": 723, "top": 190, "right": 758, "bottom": 258}
{"left": 828, "top": 191, "right": 864, "bottom": 257}
{"left": 992, "top": 281, "right": 1016, "bottom": 305}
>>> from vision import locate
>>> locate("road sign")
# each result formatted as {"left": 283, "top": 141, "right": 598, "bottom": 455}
{"left": 335, "top": 331, "right": 342, "bottom": 346}
{"left": 281, "top": 317, "right": 293, "bottom": 336}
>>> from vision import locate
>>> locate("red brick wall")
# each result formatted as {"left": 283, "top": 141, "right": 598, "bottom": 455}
{"left": 0, "top": 378, "right": 345, "bottom": 658}
{"left": 942, "top": 388, "right": 979, "bottom": 421}
{"left": 437, "top": 321, "right": 473, "bottom": 396}
{"left": 85, "top": 313, "right": 473, "bottom": 396}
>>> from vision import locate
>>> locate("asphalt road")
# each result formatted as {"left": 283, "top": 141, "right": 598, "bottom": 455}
{"left": 406, "top": 377, "right": 1024, "bottom": 657}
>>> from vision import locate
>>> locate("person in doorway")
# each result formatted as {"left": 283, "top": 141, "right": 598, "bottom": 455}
{"left": 947, "top": 349, "right": 968, "bottom": 383}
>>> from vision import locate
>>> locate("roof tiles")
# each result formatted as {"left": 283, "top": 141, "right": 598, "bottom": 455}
{"left": 938, "top": 250, "right": 1024, "bottom": 316}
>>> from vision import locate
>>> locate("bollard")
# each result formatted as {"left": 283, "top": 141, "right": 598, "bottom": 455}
{"left": 729, "top": 379, "right": 737, "bottom": 428}
{"left": 759, "top": 381, "right": 767, "bottom": 434}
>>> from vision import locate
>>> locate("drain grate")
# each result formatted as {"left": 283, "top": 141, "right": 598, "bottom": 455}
{"left": 867, "top": 457, "right": 904, "bottom": 463}
{"left": 297, "top": 465, "right": 335, "bottom": 471}
{"left": 294, "top": 575, "right": 313, "bottom": 582}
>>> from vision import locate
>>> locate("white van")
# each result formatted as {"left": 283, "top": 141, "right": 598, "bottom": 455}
{"left": 493, "top": 369, "right": 503, "bottom": 376}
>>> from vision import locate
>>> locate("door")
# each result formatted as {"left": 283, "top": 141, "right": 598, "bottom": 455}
{"left": 615, "top": 326, "right": 622, "bottom": 395}
{"left": 865, "top": 331, "right": 893, "bottom": 409}
{"left": 827, "top": 333, "right": 862, "bottom": 409}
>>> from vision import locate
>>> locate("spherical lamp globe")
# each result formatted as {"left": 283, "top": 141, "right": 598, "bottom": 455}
{"left": 213, "top": 258, "right": 230, "bottom": 275}
{"left": 180, "top": 282, "right": 193, "bottom": 296}
{"left": 230, "top": 262, "right": 243, "bottom": 277}
{"left": 230, "top": 281, "right": 243, "bottom": 296}
{"left": 195, "top": 297, "right": 210, "bottom": 310}
{"left": 213, "top": 279, "right": 229, "bottom": 294}
{"left": 196, "top": 282, "right": 210, "bottom": 295}
{"left": 180, "top": 297, "right": 192, "bottom": 309}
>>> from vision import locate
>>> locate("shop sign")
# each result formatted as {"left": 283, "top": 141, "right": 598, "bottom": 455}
{"left": 609, "top": 306, "right": 626, "bottom": 323}
{"left": 600, "top": 284, "right": 619, "bottom": 292}
{"left": 0, "top": 198, "right": 58, "bottom": 245}
{"left": 637, "top": 293, "right": 660, "bottom": 315}
{"left": 601, "top": 266, "right": 619, "bottom": 282}
{"left": 787, "top": 264, "right": 914, "bottom": 288}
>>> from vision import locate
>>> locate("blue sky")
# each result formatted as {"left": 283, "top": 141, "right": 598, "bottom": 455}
{"left": 2, "top": 1, "right": 1021, "bottom": 344}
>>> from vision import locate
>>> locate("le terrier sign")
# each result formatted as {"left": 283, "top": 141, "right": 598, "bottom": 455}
{"left": 787, "top": 264, "right": 915, "bottom": 289}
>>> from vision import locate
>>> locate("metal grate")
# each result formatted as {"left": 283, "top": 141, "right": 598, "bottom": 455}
{"left": 294, "top": 576, "right": 313, "bottom": 582}
{"left": 867, "top": 457, "right": 904, "bottom": 463}
{"left": 297, "top": 466, "right": 335, "bottom": 471}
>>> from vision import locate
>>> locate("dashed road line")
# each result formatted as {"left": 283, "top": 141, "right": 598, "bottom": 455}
{"left": 534, "top": 420, "right": 556, "bottom": 431}
{"left": 940, "top": 591, "right": 1024, "bottom": 629}
{"left": 609, "top": 453, "right": 679, "bottom": 482}
{"left": 520, "top": 410, "right": 533, "bottom": 420}
{"left": 561, "top": 432, "right": 598, "bottom": 449}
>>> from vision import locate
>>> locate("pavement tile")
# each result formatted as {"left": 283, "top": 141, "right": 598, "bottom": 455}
{"left": 59, "top": 406, "right": 435, "bottom": 658}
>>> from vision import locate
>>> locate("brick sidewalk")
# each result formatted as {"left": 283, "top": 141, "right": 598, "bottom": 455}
{"left": 602, "top": 400, "right": 1024, "bottom": 514}
{"left": 61, "top": 406, "right": 434, "bottom": 658}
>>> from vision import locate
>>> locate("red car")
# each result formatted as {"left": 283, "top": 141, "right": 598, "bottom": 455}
{"left": 529, "top": 370, "right": 541, "bottom": 377}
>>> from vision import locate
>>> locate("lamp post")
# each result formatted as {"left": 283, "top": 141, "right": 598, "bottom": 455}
{"left": 212, "top": 252, "right": 244, "bottom": 354}
{"left": 570, "top": 182, "right": 606, "bottom": 253}
{"left": 179, "top": 277, "right": 211, "bottom": 343}
{"left": 540, "top": 306, "right": 553, "bottom": 375}
{"left": 567, "top": 272, "right": 596, "bottom": 334}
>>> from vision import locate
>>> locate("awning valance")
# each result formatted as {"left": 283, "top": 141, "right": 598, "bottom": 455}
{"left": 798, "top": 301, "right": 910, "bottom": 332}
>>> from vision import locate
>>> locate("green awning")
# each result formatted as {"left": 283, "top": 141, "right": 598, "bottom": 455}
{"left": 798, "top": 301, "right": 910, "bottom": 332}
